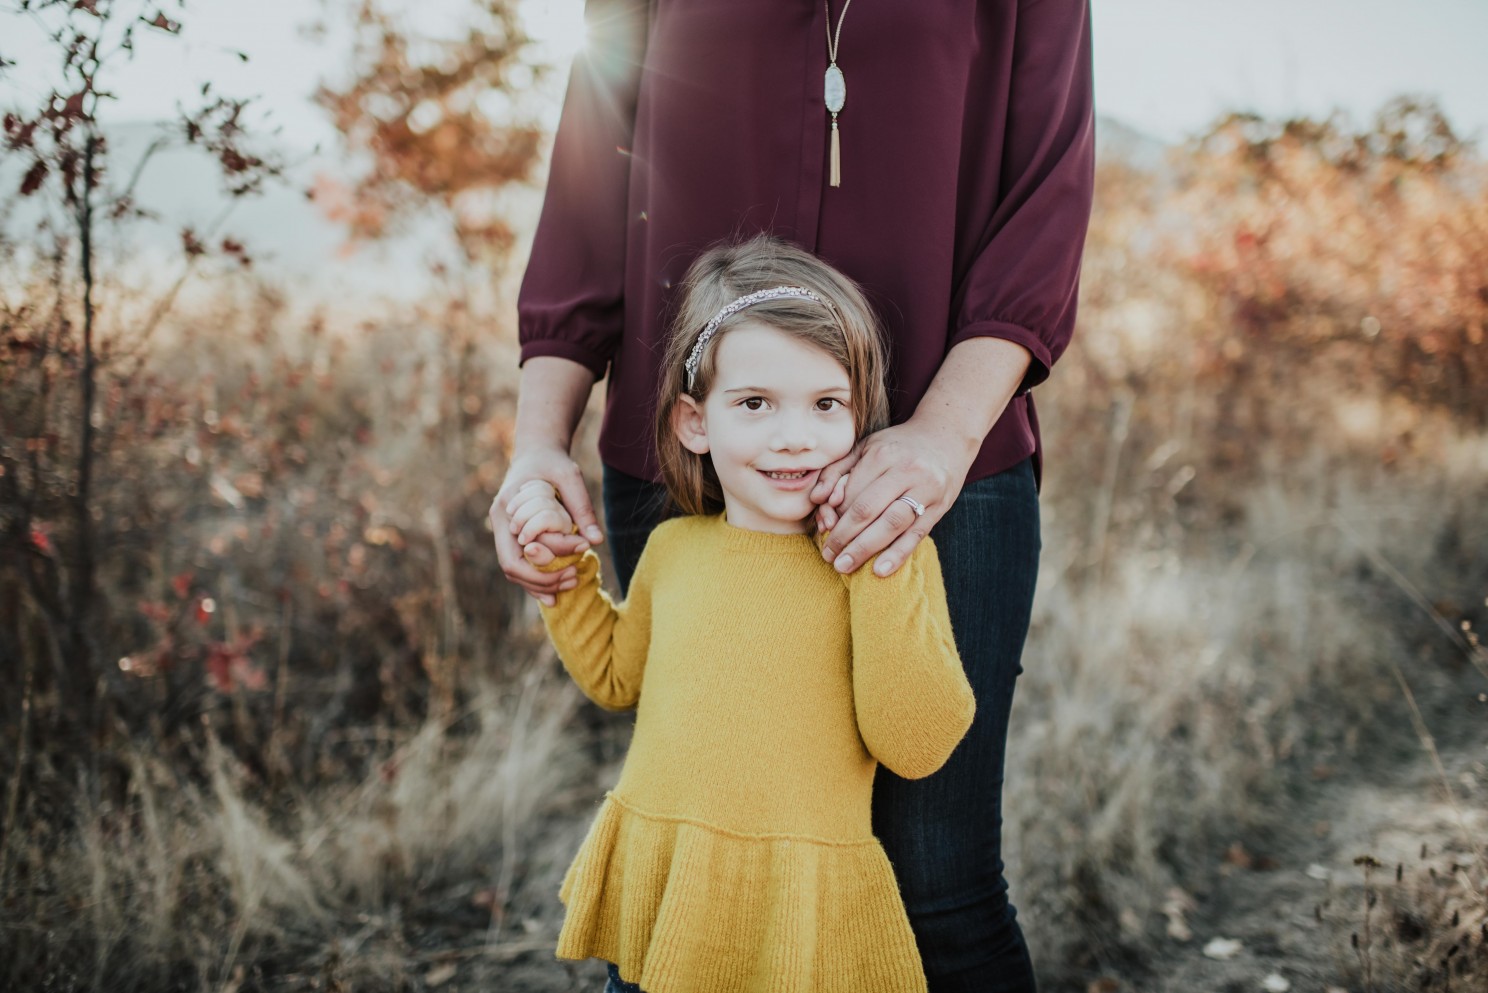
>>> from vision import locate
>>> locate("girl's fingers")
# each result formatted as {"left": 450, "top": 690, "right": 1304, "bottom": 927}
{"left": 522, "top": 541, "right": 557, "bottom": 566}
{"left": 492, "top": 513, "right": 576, "bottom": 595}
{"left": 507, "top": 478, "right": 557, "bottom": 508}
{"left": 829, "top": 471, "right": 851, "bottom": 508}
{"left": 516, "top": 507, "right": 575, "bottom": 546}
{"left": 507, "top": 489, "right": 563, "bottom": 533}
{"left": 810, "top": 447, "right": 861, "bottom": 505}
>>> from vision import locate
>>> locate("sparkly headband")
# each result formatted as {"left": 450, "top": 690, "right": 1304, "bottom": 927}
{"left": 683, "top": 286, "right": 831, "bottom": 390}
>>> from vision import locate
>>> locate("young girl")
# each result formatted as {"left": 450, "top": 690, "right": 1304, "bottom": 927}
{"left": 506, "top": 235, "right": 976, "bottom": 993}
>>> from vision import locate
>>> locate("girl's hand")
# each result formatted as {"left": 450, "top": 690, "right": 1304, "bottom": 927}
{"left": 813, "top": 469, "right": 852, "bottom": 533}
{"left": 815, "top": 420, "right": 976, "bottom": 578}
{"left": 508, "top": 480, "right": 580, "bottom": 558}
{"left": 490, "top": 447, "right": 603, "bottom": 606}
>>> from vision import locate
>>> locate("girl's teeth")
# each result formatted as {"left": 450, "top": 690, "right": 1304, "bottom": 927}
{"left": 767, "top": 471, "right": 807, "bottom": 479}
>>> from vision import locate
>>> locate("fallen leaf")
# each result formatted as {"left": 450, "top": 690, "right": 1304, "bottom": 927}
{"left": 1224, "top": 842, "right": 1253, "bottom": 869}
{"left": 1163, "top": 887, "right": 1195, "bottom": 942}
{"left": 1202, "top": 937, "right": 1243, "bottom": 960}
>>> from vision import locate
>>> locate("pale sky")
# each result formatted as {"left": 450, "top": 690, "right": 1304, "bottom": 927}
{"left": 2, "top": 0, "right": 1484, "bottom": 304}
{"left": 2, "top": 0, "right": 1486, "bottom": 148}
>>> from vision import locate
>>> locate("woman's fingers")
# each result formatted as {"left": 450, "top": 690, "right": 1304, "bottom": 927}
{"left": 866, "top": 520, "right": 930, "bottom": 578}
{"left": 822, "top": 471, "right": 918, "bottom": 572}
{"left": 549, "top": 463, "right": 605, "bottom": 545}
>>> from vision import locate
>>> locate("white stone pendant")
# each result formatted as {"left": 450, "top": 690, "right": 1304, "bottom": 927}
{"left": 825, "top": 63, "right": 846, "bottom": 114}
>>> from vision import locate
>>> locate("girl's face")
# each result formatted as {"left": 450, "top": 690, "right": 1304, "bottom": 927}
{"left": 673, "top": 321, "right": 857, "bottom": 534}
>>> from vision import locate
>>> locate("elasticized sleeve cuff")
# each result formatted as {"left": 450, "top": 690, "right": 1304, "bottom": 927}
{"left": 518, "top": 337, "right": 611, "bottom": 380}
{"left": 948, "top": 319, "right": 1053, "bottom": 397}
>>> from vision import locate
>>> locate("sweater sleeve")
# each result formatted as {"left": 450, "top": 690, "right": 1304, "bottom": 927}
{"left": 516, "top": 0, "right": 651, "bottom": 378}
{"left": 537, "top": 538, "right": 656, "bottom": 712}
{"left": 841, "top": 537, "right": 976, "bottom": 779}
{"left": 948, "top": 0, "right": 1095, "bottom": 396}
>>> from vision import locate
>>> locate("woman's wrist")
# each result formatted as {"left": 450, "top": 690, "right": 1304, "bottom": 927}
{"left": 908, "top": 336, "right": 1030, "bottom": 458}
{"left": 511, "top": 355, "right": 597, "bottom": 458}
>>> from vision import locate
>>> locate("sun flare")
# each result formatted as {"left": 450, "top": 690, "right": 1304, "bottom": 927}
{"left": 522, "top": 0, "right": 589, "bottom": 67}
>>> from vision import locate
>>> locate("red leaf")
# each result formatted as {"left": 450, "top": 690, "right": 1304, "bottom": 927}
{"left": 171, "top": 571, "right": 194, "bottom": 599}
{"left": 205, "top": 644, "right": 233, "bottom": 692}
{"left": 138, "top": 600, "right": 172, "bottom": 624}
{"left": 147, "top": 12, "right": 182, "bottom": 33}
{"left": 181, "top": 228, "right": 206, "bottom": 257}
{"left": 28, "top": 527, "right": 51, "bottom": 554}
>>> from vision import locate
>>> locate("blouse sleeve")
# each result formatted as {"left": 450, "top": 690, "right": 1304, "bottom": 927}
{"left": 949, "top": 0, "right": 1096, "bottom": 396}
{"left": 516, "top": 0, "right": 651, "bottom": 378}
{"left": 840, "top": 537, "right": 976, "bottom": 779}
{"left": 537, "top": 537, "right": 656, "bottom": 711}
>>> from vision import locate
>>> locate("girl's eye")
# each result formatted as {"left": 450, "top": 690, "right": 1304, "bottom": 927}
{"left": 816, "top": 397, "right": 845, "bottom": 412}
{"left": 741, "top": 397, "right": 766, "bottom": 411}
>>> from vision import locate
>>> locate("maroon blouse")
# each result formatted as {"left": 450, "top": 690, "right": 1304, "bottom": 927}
{"left": 517, "top": 0, "right": 1095, "bottom": 489}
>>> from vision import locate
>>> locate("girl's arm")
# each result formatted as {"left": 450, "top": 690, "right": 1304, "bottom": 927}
{"left": 537, "top": 541, "right": 656, "bottom": 712}
{"left": 840, "top": 536, "right": 976, "bottom": 779}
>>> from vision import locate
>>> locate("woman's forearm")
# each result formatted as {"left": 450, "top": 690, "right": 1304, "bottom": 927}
{"left": 908, "top": 336, "right": 1032, "bottom": 458}
{"left": 513, "top": 356, "right": 598, "bottom": 455}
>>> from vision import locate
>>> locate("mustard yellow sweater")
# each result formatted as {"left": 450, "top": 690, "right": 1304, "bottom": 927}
{"left": 539, "top": 513, "right": 976, "bottom": 993}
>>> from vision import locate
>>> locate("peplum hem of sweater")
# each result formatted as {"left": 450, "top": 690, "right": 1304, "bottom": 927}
{"left": 556, "top": 792, "right": 929, "bottom": 993}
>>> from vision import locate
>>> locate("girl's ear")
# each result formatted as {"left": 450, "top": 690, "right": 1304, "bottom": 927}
{"left": 671, "top": 394, "right": 710, "bottom": 455}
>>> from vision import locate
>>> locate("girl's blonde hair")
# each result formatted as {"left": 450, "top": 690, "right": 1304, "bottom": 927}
{"left": 654, "top": 234, "right": 890, "bottom": 517}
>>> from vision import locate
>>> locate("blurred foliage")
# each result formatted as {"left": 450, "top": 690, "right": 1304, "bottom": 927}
{"left": 1179, "top": 98, "right": 1487, "bottom": 425}
{"left": 1044, "top": 97, "right": 1488, "bottom": 569}
{"left": 314, "top": 0, "right": 545, "bottom": 263}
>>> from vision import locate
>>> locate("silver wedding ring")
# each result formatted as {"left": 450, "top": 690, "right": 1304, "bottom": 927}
{"left": 896, "top": 494, "right": 926, "bottom": 517}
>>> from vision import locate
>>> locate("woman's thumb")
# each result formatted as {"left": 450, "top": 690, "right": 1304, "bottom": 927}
{"left": 555, "top": 473, "right": 604, "bottom": 544}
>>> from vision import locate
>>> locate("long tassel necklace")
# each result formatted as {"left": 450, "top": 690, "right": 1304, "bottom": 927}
{"left": 824, "top": 0, "right": 853, "bottom": 188}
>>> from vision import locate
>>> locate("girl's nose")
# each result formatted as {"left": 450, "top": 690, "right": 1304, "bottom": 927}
{"left": 770, "top": 414, "right": 815, "bottom": 452}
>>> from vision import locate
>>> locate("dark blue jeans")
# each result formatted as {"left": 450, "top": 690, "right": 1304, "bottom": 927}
{"left": 600, "top": 459, "right": 1041, "bottom": 993}
{"left": 604, "top": 961, "right": 642, "bottom": 993}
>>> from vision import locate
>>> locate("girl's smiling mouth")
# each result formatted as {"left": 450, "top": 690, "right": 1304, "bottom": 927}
{"left": 758, "top": 467, "right": 819, "bottom": 490}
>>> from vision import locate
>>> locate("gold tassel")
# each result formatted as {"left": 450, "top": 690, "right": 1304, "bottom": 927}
{"left": 830, "top": 118, "right": 841, "bottom": 188}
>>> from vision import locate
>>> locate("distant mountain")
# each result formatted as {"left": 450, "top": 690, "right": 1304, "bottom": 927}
{"left": 3, "top": 116, "right": 1169, "bottom": 306}
{"left": 1095, "top": 114, "right": 1170, "bottom": 170}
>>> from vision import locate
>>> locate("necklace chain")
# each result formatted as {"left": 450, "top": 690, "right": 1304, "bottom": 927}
{"left": 825, "top": 0, "right": 853, "bottom": 63}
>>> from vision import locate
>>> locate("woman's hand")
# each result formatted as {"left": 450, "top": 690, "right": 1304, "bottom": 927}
{"left": 813, "top": 420, "right": 976, "bottom": 578}
{"left": 490, "top": 447, "right": 604, "bottom": 606}
{"left": 813, "top": 336, "right": 1033, "bottom": 577}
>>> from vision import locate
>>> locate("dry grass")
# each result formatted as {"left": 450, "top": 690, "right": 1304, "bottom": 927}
{"left": 2, "top": 663, "right": 593, "bottom": 991}
{"left": 3, "top": 102, "right": 1487, "bottom": 991}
